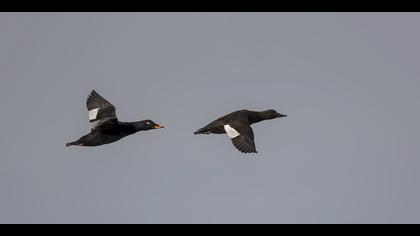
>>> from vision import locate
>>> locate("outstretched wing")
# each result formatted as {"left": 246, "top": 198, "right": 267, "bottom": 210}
{"left": 224, "top": 121, "right": 257, "bottom": 154}
{"left": 86, "top": 90, "right": 118, "bottom": 130}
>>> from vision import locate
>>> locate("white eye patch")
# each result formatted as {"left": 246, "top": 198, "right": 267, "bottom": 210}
{"left": 224, "top": 125, "right": 240, "bottom": 139}
{"left": 89, "top": 108, "right": 100, "bottom": 121}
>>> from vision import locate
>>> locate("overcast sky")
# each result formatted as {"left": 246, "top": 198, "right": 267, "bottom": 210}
{"left": 1, "top": 13, "right": 420, "bottom": 224}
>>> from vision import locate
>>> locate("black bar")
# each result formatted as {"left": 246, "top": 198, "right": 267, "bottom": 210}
{"left": 0, "top": 0, "right": 418, "bottom": 12}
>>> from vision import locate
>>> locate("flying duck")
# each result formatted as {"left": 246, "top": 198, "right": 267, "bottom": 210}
{"left": 66, "top": 90, "right": 164, "bottom": 147}
{"left": 194, "top": 109, "right": 287, "bottom": 153}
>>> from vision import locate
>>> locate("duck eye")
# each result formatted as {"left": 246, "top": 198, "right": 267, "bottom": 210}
{"left": 146, "top": 122, "right": 151, "bottom": 125}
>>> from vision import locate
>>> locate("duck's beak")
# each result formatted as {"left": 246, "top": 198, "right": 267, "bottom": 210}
{"left": 154, "top": 124, "right": 165, "bottom": 129}
{"left": 277, "top": 113, "right": 287, "bottom": 118}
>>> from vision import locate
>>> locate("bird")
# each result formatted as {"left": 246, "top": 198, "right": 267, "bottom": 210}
{"left": 194, "top": 109, "right": 287, "bottom": 154}
{"left": 66, "top": 90, "right": 164, "bottom": 147}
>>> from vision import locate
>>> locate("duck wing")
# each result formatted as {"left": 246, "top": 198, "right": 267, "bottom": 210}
{"left": 86, "top": 90, "right": 118, "bottom": 130}
{"left": 224, "top": 121, "right": 257, "bottom": 154}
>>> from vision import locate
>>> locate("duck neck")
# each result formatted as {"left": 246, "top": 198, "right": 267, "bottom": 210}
{"left": 120, "top": 121, "right": 147, "bottom": 134}
{"left": 247, "top": 111, "right": 266, "bottom": 124}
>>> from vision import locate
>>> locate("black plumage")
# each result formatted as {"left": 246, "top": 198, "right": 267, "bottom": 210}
{"left": 66, "top": 90, "right": 164, "bottom": 147}
{"left": 194, "top": 109, "right": 287, "bottom": 154}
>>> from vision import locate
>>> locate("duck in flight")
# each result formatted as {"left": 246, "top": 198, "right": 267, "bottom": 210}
{"left": 66, "top": 90, "right": 164, "bottom": 147}
{"left": 194, "top": 109, "right": 287, "bottom": 153}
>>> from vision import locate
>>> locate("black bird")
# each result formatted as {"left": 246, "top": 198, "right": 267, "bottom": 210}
{"left": 194, "top": 109, "right": 287, "bottom": 154}
{"left": 66, "top": 90, "right": 164, "bottom": 147}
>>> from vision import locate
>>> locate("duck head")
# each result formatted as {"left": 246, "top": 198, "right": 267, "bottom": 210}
{"left": 261, "top": 109, "right": 287, "bottom": 120}
{"left": 134, "top": 120, "right": 165, "bottom": 131}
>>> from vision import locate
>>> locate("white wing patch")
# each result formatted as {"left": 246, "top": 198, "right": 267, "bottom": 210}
{"left": 89, "top": 108, "right": 100, "bottom": 121}
{"left": 90, "top": 120, "right": 100, "bottom": 128}
{"left": 224, "top": 125, "right": 241, "bottom": 139}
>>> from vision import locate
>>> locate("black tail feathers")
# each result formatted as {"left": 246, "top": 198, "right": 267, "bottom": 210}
{"left": 194, "top": 128, "right": 211, "bottom": 135}
{"left": 66, "top": 141, "right": 80, "bottom": 147}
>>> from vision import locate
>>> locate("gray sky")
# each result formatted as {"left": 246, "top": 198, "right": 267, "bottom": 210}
{"left": 1, "top": 13, "right": 420, "bottom": 224}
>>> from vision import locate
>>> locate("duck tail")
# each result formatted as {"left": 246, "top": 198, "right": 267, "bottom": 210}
{"left": 194, "top": 127, "right": 211, "bottom": 135}
{"left": 66, "top": 141, "right": 79, "bottom": 147}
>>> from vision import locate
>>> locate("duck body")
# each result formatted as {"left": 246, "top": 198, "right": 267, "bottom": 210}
{"left": 66, "top": 90, "right": 164, "bottom": 147}
{"left": 194, "top": 110, "right": 272, "bottom": 134}
{"left": 194, "top": 109, "right": 287, "bottom": 154}
{"left": 66, "top": 121, "right": 158, "bottom": 147}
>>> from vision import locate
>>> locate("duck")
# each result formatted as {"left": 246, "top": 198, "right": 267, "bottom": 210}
{"left": 194, "top": 109, "right": 287, "bottom": 154}
{"left": 66, "top": 90, "right": 164, "bottom": 147}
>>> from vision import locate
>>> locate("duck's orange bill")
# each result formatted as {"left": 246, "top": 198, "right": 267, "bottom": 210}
{"left": 154, "top": 124, "right": 165, "bottom": 129}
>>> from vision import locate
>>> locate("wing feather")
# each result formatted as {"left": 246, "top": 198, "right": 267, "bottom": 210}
{"left": 85, "top": 90, "right": 118, "bottom": 129}
{"left": 224, "top": 122, "right": 257, "bottom": 154}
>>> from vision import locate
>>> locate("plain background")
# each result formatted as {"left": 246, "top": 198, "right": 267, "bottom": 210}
{"left": 1, "top": 13, "right": 420, "bottom": 224}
